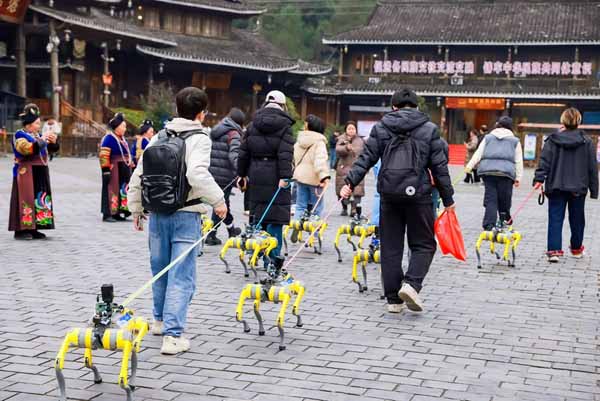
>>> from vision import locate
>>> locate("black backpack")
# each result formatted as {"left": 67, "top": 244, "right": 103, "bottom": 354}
{"left": 141, "top": 129, "right": 205, "bottom": 214}
{"left": 377, "top": 133, "right": 423, "bottom": 201}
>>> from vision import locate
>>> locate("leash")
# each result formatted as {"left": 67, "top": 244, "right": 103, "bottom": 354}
{"left": 538, "top": 185, "right": 545, "bottom": 205}
{"left": 121, "top": 217, "right": 225, "bottom": 308}
{"left": 254, "top": 180, "right": 290, "bottom": 231}
{"left": 511, "top": 187, "right": 542, "bottom": 222}
{"left": 309, "top": 181, "right": 330, "bottom": 215}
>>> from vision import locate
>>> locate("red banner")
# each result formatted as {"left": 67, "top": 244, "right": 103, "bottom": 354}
{"left": 445, "top": 97, "right": 505, "bottom": 110}
{"left": 0, "top": 0, "right": 30, "bottom": 24}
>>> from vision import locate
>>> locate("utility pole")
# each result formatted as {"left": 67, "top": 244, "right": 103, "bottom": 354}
{"left": 15, "top": 23, "right": 26, "bottom": 97}
{"left": 49, "top": 19, "right": 60, "bottom": 120}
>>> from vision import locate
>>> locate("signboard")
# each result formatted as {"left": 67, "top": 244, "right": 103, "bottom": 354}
{"left": 445, "top": 97, "right": 505, "bottom": 110}
{"left": 523, "top": 134, "right": 537, "bottom": 161}
{"left": 357, "top": 120, "right": 377, "bottom": 139}
{"left": 374, "top": 60, "right": 476, "bottom": 75}
{"left": 0, "top": 0, "right": 30, "bottom": 23}
{"left": 483, "top": 60, "right": 593, "bottom": 77}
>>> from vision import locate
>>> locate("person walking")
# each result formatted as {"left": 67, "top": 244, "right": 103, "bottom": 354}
{"left": 466, "top": 116, "right": 523, "bottom": 230}
{"left": 205, "top": 108, "right": 245, "bottom": 246}
{"left": 9, "top": 104, "right": 59, "bottom": 240}
{"left": 341, "top": 88, "right": 455, "bottom": 314}
{"left": 237, "top": 90, "right": 294, "bottom": 258}
{"left": 292, "top": 114, "right": 330, "bottom": 218}
{"left": 329, "top": 129, "right": 340, "bottom": 169}
{"left": 128, "top": 87, "right": 227, "bottom": 354}
{"left": 463, "top": 128, "right": 479, "bottom": 183}
{"left": 336, "top": 121, "right": 365, "bottom": 216}
{"left": 533, "top": 108, "right": 598, "bottom": 262}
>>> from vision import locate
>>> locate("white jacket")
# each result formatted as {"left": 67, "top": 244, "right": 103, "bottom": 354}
{"left": 127, "top": 118, "right": 224, "bottom": 215}
{"left": 466, "top": 127, "right": 524, "bottom": 182}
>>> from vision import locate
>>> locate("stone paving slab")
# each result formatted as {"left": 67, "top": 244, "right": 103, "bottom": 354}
{"left": 0, "top": 156, "right": 598, "bottom": 401}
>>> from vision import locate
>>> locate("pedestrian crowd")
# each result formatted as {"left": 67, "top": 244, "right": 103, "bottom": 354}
{"left": 7, "top": 86, "right": 598, "bottom": 354}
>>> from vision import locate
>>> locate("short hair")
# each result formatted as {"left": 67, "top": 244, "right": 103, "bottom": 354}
{"left": 228, "top": 107, "right": 245, "bottom": 126}
{"left": 345, "top": 120, "right": 357, "bottom": 132}
{"left": 176, "top": 87, "right": 208, "bottom": 120}
{"left": 306, "top": 114, "right": 325, "bottom": 134}
{"left": 560, "top": 107, "right": 582, "bottom": 130}
{"left": 391, "top": 88, "right": 418, "bottom": 108}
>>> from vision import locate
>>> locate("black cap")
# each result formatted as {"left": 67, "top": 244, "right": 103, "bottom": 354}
{"left": 391, "top": 88, "right": 419, "bottom": 108}
{"left": 20, "top": 104, "right": 40, "bottom": 126}
{"left": 138, "top": 119, "right": 153, "bottom": 135}
{"left": 108, "top": 112, "right": 125, "bottom": 130}
{"left": 497, "top": 116, "right": 513, "bottom": 130}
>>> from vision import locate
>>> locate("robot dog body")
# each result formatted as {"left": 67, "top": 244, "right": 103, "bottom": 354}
{"left": 351, "top": 240, "right": 385, "bottom": 299}
{"left": 334, "top": 212, "right": 376, "bottom": 262}
{"left": 219, "top": 227, "right": 278, "bottom": 280}
{"left": 475, "top": 226, "right": 522, "bottom": 269}
{"left": 283, "top": 209, "right": 327, "bottom": 255}
{"left": 55, "top": 285, "right": 149, "bottom": 401}
{"left": 235, "top": 257, "right": 305, "bottom": 351}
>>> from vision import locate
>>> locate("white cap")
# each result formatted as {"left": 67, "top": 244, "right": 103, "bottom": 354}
{"left": 265, "top": 90, "right": 286, "bottom": 106}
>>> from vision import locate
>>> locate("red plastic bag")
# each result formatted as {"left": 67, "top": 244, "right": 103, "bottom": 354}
{"left": 434, "top": 209, "right": 467, "bottom": 262}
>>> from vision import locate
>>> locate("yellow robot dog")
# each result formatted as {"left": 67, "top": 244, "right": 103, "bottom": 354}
{"left": 55, "top": 285, "right": 149, "bottom": 401}
{"left": 334, "top": 208, "right": 377, "bottom": 262}
{"left": 235, "top": 256, "right": 305, "bottom": 351}
{"left": 219, "top": 226, "right": 278, "bottom": 281}
{"left": 351, "top": 238, "right": 385, "bottom": 299}
{"left": 475, "top": 223, "right": 522, "bottom": 269}
{"left": 283, "top": 209, "right": 327, "bottom": 256}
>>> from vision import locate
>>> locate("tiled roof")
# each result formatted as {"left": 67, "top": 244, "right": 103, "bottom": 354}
{"left": 325, "top": 1, "right": 600, "bottom": 45}
{"left": 303, "top": 76, "right": 600, "bottom": 99}
{"left": 142, "top": 0, "right": 266, "bottom": 15}
{"left": 289, "top": 60, "right": 333, "bottom": 76}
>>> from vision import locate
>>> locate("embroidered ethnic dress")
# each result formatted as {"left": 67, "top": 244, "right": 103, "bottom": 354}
{"left": 8, "top": 129, "right": 58, "bottom": 232}
{"left": 131, "top": 136, "right": 150, "bottom": 167}
{"left": 99, "top": 132, "right": 132, "bottom": 218}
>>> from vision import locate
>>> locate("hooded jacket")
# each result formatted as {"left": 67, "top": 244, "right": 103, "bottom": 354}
{"left": 534, "top": 129, "right": 599, "bottom": 198}
{"left": 466, "top": 127, "right": 523, "bottom": 181}
{"left": 345, "top": 108, "right": 454, "bottom": 207}
{"left": 209, "top": 116, "right": 242, "bottom": 188}
{"left": 293, "top": 130, "right": 330, "bottom": 187}
{"left": 128, "top": 118, "right": 225, "bottom": 215}
{"left": 237, "top": 107, "right": 295, "bottom": 225}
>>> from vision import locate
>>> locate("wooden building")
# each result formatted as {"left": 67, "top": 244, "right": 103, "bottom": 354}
{"left": 0, "top": 0, "right": 330, "bottom": 139}
{"left": 311, "top": 0, "right": 600, "bottom": 153}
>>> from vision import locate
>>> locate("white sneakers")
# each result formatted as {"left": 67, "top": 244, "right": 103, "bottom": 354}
{"left": 160, "top": 336, "right": 190, "bottom": 355}
{"left": 398, "top": 283, "right": 424, "bottom": 312}
{"left": 387, "top": 304, "right": 405, "bottom": 313}
{"left": 151, "top": 320, "right": 163, "bottom": 336}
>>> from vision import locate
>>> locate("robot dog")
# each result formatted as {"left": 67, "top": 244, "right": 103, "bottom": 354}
{"left": 55, "top": 285, "right": 149, "bottom": 401}
{"left": 235, "top": 256, "right": 305, "bottom": 351}
{"left": 334, "top": 207, "right": 377, "bottom": 262}
{"left": 475, "top": 221, "right": 522, "bottom": 269}
{"left": 219, "top": 225, "right": 278, "bottom": 281}
{"left": 283, "top": 208, "right": 327, "bottom": 256}
{"left": 351, "top": 238, "right": 385, "bottom": 299}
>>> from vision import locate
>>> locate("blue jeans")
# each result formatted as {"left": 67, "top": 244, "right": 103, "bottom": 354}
{"left": 547, "top": 191, "right": 586, "bottom": 252}
{"left": 329, "top": 148, "right": 336, "bottom": 169}
{"left": 149, "top": 211, "right": 200, "bottom": 337}
{"left": 295, "top": 183, "right": 324, "bottom": 217}
{"left": 431, "top": 188, "right": 441, "bottom": 216}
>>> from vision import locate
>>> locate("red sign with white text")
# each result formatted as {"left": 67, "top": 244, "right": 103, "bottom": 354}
{"left": 0, "top": 0, "right": 30, "bottom": 24}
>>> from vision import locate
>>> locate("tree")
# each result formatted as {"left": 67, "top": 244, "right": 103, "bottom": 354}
{"left": 141, "top": 83, "right": 176, "bottom": 130}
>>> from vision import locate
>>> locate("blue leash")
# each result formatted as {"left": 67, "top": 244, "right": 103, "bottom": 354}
{"left": 253, "top": 180, "right": 290, "bottom": 231}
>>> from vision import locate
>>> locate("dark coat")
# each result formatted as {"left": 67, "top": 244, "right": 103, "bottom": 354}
{"left": 534, "top": 129, "right": 599, "bottom": 199}
{"left": 209, "top": 117, "right": 242, "bottom": 188}
{"left": 335, "top": 133, "right": 365, "bottom": 197}
{"left": 345, "top": 108, "right": 454, "bottom": 207}
{"left": 237, "top": 107, "right": 295, "bottom": 226}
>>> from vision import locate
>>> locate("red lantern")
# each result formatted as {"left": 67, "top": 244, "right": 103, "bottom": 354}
{"left": 102, "top": 73, "right": 113, "bottom": 86}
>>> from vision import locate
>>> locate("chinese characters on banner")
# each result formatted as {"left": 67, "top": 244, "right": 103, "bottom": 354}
{"left": 445, "top": 97, "right": 505, "bottom": 111}
{"left": 373, "top": 60, "right": 476, "bottom": 75}
{"left": 0, "top": 0, "right": 30, "bottom": 23}
{"left": 483, "top": 61, "right": 593, "bottom": 77}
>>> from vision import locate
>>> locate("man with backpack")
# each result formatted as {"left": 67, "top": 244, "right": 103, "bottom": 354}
{"left": 341, "top": 89, "right": 455, "bottom": 314}
{"left": 205, "top": 108, "right": 245, "bottom": 246}
{"left": 128, "top": 87, "right": 227, "bottom": 355}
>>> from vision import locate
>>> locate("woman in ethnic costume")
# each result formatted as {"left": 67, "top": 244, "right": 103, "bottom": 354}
{"left": 131, "top": 119, "right": 154, "bottom": 167}
{"left": 9, "top": 104, "right": 59, "bottom": 240}
{"left": 100, "top": 112, "right": 132, "bottom": 222}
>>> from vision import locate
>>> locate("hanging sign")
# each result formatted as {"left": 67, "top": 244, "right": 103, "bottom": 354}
{"left": 523, "top": 134, "right": 537, "bottom": 161}
{"left": 445, "top": 97, "right": 505, "bottom": 110}
{"left": 0, "top": 0, "right": 30, "bottom": 23}
{"left": 483, "top": 61, "right": 593, "bottom": 77}
{"left": 374, "top": 60, "right": 476, "bottom": 75}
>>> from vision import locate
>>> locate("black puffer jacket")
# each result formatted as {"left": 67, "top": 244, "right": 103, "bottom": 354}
{"left": 237, "top": 107, "right": 295, "bottom": 226}
{"left": 534, "top": 129, "right": 598, "bottom": 198}
{"left": 209, "top": 117, "right": 242, "bottom": 188}
{"left": 346, "top": 108, "right": 454, "bottom": 206}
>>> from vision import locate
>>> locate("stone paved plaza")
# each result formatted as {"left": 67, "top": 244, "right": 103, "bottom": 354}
{"left": 0, "top": 157, "right": 598, "bottom": 401}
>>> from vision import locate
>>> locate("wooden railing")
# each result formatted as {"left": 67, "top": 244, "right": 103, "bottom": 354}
{"left": 61, "top": 100, "right": 106, "bottom": 138}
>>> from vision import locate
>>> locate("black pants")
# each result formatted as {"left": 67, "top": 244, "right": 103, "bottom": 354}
{"left": 482, "top": 176, "right": 513, "bottom": 230}
{"left": 473, "top": 169, "right": 480, "bottom": 183}
{"left": 212, "top": 186, "right": 234, "bottom": 226}
{"left": 380, "top": 198, "right": 436, "bottom": 303}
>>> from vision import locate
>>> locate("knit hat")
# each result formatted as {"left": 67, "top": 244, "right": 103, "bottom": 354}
{"left": 265, "top": 90, "right": 286, "bottom": 107}
{"left": 138, "top": 119, "right": 153, "bottom": 135}
{"left": 497, "top": 116, "right": 513, "bottom": 130}
{"left": 20, "top": 104, "right": 41, "bottom": 126}
{"left": 108, "top": 112, "right": 125, "bottom": 130}
{"left": 391, "top": 88, "right": 419, "bottom": 108}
